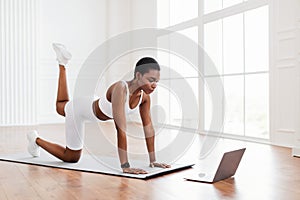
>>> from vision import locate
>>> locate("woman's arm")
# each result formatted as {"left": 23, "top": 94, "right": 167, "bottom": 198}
{"left": 139, "top": 94, "right": 156, "bottom": 163}
{"left": 139, "top": 94, "right": 170, "bottom": 168}
{"left": 111, "top": 82, "right": 147, "bottom": 174}
{"left": 111, "top": 82, "right": 128, "bottom": 166}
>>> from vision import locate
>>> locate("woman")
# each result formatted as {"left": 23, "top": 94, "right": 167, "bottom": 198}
{"left": 27, "top": 43, "right": 170, "bottom": 174}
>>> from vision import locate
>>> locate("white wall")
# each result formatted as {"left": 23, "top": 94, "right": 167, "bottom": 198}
{"left": 38, "top": 0, "right": 107, "bottom": 124}
{"left": 99, "top": 0, "right": 157, "bottom": 123}
{"left": 102, "top": 0, "right": 157, "bottom": 88}
{"left": 0, "top": 0, "right": 107, "bottom": 126}
{"left": 270, "top": 0, "right": 300, "bottom": 148}
{"left": 0, "top": 0, "right": 157, "bottom": 126}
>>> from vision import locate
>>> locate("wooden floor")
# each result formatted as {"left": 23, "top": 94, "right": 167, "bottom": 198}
{"left": 0, "top": 124, "right": 300, "bottom": 200}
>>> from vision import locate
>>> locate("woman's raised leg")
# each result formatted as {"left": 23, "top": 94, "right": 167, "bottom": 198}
{"left": 56, "top": 65, "right": 69, "bottom": 116}
{"left": 26, "top": 43, "right": 78, "bottom": 162}
{"left": 53, "top": 43, "right": 72, "bottom": 116}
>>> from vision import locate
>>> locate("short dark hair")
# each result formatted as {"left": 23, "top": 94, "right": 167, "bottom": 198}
{"left": 134, "top": 57, "right": 160, "bottom": 78}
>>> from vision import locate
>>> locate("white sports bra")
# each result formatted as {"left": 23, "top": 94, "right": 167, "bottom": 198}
{"left": 98, "top": 80, "right": 144, "bottom": 119}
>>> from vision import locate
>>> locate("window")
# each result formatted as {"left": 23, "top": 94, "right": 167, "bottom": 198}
{"left": 157, "top": 27, "right": 199, "bottom": 127}
{"left": 157, "top": 0, "right": 198, "bottom": 28}
{"left": 204, "top": 5, "right": 269, "bottom": 139}
{"left": 157, "top": 1, "right": 269, "bottom": 140}
{"left": 204, "top": 0, "right": 247, "bottom": 14}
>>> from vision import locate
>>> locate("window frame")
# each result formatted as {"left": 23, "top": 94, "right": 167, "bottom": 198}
{"left": 156, "top": 0, "right": 270, "bottom": 143}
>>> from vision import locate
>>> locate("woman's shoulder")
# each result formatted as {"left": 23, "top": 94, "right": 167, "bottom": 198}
{"left": 110, "top": 81, "right": 126, "bottom": 90}
{"left": 107, "top": 81, "right": 127, "bottom": 95}
{"left": 111, "top": 80, "right": 126, "bottom": 86}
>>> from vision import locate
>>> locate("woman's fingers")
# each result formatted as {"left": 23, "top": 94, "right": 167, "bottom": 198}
{"left": 122, "top": 163, "right": 171, "bottom": 175}
{"left": 153, "top": 162, "right": 171, "bottom": 168}
{"left": 123, "top": 168, "right": 148, "bottom": 174}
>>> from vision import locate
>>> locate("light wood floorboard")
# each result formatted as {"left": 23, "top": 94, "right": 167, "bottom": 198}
{"left": 0, "top": 124, "right": 299, "bottom": 200}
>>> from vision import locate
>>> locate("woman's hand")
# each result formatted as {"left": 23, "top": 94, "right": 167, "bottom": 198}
{"left": 122, "top": 167, "right": 148, "bottom": 174}
{"left": 149, "top": 162, "right": 171, "bottom": 168}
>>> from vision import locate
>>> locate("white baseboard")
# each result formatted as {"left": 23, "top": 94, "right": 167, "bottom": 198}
{"left": 292, "top": 147, "right": 300, "bottom": 157}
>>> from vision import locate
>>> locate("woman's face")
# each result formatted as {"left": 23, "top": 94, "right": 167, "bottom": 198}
{"left": 137, "top": 69, "right": 160, "bottom": 94}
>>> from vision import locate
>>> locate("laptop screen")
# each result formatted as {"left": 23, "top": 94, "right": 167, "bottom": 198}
{"left": 213, "top": 148, "right": 246, "bottom": 182}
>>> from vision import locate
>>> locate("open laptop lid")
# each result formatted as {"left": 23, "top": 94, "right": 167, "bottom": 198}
{"left": 212, "top": 148, "right": 246, "bottom": 182}
{"left": 185, "top": 148, "right": 246, "bottom": 183}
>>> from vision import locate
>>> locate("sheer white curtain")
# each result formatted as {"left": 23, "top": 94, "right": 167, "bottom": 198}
{"left": 0, "top": 0, "right": 37, "bottom": 125}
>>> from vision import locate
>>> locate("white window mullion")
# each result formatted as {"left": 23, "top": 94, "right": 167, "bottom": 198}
{"left": 203, "top": 0, "right": 269, "bottom": 23}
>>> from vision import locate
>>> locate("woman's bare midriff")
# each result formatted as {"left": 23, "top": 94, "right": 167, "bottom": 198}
{"left": 92, "top": 99, "right": 112, "bottom": 121}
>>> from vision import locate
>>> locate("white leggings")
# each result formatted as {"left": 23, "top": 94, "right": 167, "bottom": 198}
{"left": 64, "top": 96, "right": 98, "bottom": 150}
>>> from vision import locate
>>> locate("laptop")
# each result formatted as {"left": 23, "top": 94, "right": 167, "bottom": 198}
{"left": 185, "top": 148, "right": 246, "bottom": 183}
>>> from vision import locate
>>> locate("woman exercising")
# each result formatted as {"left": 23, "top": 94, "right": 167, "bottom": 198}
{"left": 27, "top": 43, "right": 170, "bottom": 174}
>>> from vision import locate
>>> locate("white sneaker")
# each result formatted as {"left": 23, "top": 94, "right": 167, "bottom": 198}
{"left": 27, "top": 130, "right": 40, "bottom": 157}
{"left": 52, "top": 43, "right": 72, "bottom": 66}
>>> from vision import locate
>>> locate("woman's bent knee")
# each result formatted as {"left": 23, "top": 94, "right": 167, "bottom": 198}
{"left": 56, "top": 101, "right": 68, "bottom": 116}
{"left": 64, "top": 156, "right": 80, "bottom": 163}
{"left": 63, "top": 148, "right": 82, "bottom": 163}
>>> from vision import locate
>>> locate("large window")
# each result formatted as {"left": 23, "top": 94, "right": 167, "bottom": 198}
{"left": 157, "top": 0, "right": 269, "bottom": 140}
{"left": 157, "top": 27, "right": 199, "bottom": 128}
{"left": 204, "top": 5, "right": 269, "bottom": 139}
